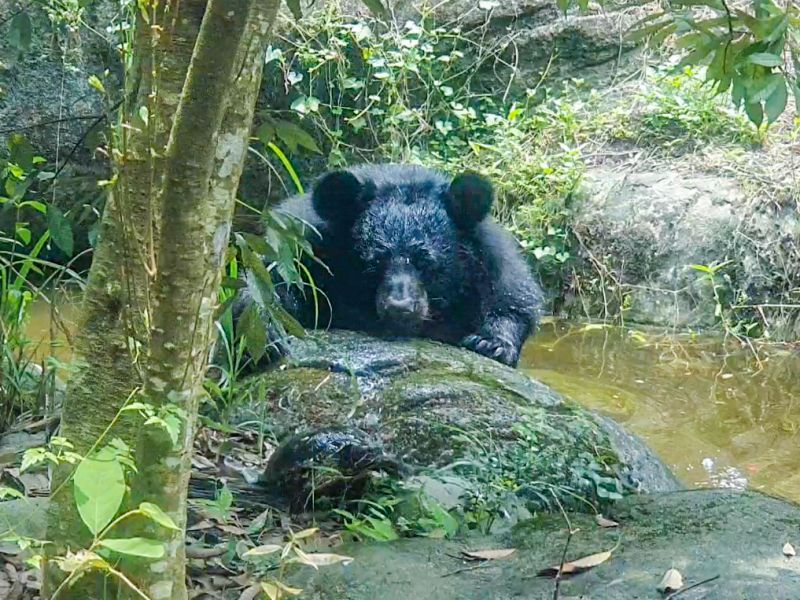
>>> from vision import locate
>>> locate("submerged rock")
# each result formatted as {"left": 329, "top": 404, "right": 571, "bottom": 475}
{"left": 234, "top": 330, "right": 678, "bottom": 512}
{"left": 290, "top": 489, "right": 800, "bottom": 600}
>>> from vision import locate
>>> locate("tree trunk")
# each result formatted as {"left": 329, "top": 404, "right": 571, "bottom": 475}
{"left": 43, "top": 0, "right": 279, "bottom": 598}
{"left": 127, "top": 1, "right": 280, "bottom": 595}
{"left": 43, "top": 3, "right": 207, "bottom": 596}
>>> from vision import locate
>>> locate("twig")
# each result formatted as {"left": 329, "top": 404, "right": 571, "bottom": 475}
{"left": 441, "top": 563, "right": 491, "bottom": 578}
{"left": 552, "top": 492, "right": 574, "bottom": 600}
{"left": 665, "top": 574, "right": 720, "bottom": 599}
{"left": 51, "top": 99, "right": 124, "bottom": 180}
{"left": 0, "top": 114, "right": 105, "bottom": 135}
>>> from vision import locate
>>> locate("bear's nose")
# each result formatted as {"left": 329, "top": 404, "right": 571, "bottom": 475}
{"left": 384, "top": 296, "right": 416, "bottom": 316}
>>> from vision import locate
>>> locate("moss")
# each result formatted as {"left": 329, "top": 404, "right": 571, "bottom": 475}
{"left": 233, "top": 331, "right": 677, "bottom": 517}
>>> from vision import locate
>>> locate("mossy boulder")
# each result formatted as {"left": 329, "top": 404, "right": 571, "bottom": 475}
{"left": 289, "top": 489, "right": 800, "bottom": 599}
{"left": 234, "top": 331, "right": 678, "bottom": 512}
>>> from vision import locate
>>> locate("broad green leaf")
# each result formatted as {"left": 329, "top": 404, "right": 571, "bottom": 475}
{"left": 273, "top": 304, "right": 306, "bottom": 338}
{"left": 745, "top": 100, "right": 764, "bottom": 127}
{"left": 764, "top": 76, "right": 787, "bottom": 124}
{"left": 22, "top": 200, "right": 47, "bottom": 214}
{"left": 240, "top": 303, "right": 267, "bottom": 362}
{"left": 0, "top": 486, "right": 24, "bottom": 500}
{"left": 15, "top": 224, "right": 31, "bottom": 246}
{"left": 8, "top": 134, "right": 35, "bottom": 170}
{"left": 256, "top": 121, "right": 276, "bottom": 146}
{"left": 74, "top": 447, "right": 126, "bottom": 536}
{"left": 47, "top": 205, "right": 74, "bottom": 256}
{"left": 747, "top": 53, "right": 783, "bottom": 67}
{"left": 139, "top": 502, "right": 180, "bottom": 531}
{"left": 98, "top": 537, "right": 165, "bottom": 558}
{"left": 748, "top": 73, "right": 782, "bottom": 104}
{"left": 274, "top": 120, "right": 321, "bottom": 154}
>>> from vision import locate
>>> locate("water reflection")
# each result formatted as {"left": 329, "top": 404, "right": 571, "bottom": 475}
{"left": 520, "top": 320, "right": 800, "bottom": 502}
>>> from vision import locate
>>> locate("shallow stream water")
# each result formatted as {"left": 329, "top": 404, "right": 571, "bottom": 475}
{"left": 25, "top": 301, "right": 800, "bottom": 502}
{"left": 521, "top": 320, "right": 800, "bottom": 501}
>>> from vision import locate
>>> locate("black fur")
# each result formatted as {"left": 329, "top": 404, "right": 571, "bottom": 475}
{"left": 236, "top": 164, "right": 543, "bottom": 368}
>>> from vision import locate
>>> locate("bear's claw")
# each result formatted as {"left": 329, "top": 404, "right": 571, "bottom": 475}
{"left": 461, "top": 334, "right": 519, "bottom": 367}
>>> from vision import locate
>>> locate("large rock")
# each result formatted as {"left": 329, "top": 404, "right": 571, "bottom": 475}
{"left": 291, "top": 489, "right": 800, "bottom": 599}
{"left": 569, "top": 165, "right": 800, "bottom": 338}
{"left": 232, "top": 330, "right": 678, "bottom": 512}
{"left": 329, "top": 0, "right": 642, "bottom": 92}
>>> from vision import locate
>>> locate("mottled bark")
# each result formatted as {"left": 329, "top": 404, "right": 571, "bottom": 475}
{"left": 126, "top": 1, "right": 280, "bottom": 599}
{"left": 42, "top": 2, "right": 207, "bottom": 598}
{"left": 44, "top": 0, "right": 278, "bottom": 596}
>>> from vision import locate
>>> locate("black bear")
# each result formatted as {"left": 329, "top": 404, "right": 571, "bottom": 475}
{"left": 238, "top": 164, "right": 543, "bottom": 367}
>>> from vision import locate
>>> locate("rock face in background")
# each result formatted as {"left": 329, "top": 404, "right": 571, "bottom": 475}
{"left": 0, "top": 2, "right": 117, "bottom": 262}
{"left": 0, "top": 3, "right": 116, "bottom": 164}
{"left": 569, "top": 163, "right": 800, "bottom": 338}
{"left": 333, "top": 0, "right": 642, "bottom": 92}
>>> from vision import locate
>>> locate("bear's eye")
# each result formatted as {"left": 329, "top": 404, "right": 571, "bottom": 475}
{"left": 410, "top": 247, "right": 436, "bottom": 269}
{"left": 362, "top": 249, "right": 390, "bottom": 273}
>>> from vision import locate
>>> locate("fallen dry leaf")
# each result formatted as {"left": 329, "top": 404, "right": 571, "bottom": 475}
{"left": 238, "top": 584, "right": 262, "bottom": 600}
{"left": 291, "top": 550, "right": 354, "bottom": 569}
{"left": 595, "top": 514, "right": 619, "bottom": 528}
{"left": 658, "top": 568, "right": 683, "bottom": 593}
{"left": 538, "top": 550, "right": 613, "bottom": 577}
{"left": 783, "top": 542, "right": 796, "bottom": 557}
{"left": 461, "top": 548, "right": 516, "bottom": 561}
{"left": 187, "top": 519, "right": 214, "bottom": 532}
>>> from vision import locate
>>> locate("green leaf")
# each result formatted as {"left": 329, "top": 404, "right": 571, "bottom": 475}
{"left": 764, "top": 76, "right": 787, "bottom": 124}
{"left": 47, "top": 205, "right": 74, "bottom": 256}
{"left": 9, "top": 12, "right": 32, "bottom": 53}
{"left": 284, "top": 0, "right": 302, "bottom": 20}
{"left": 74, "top": 447, "right": 126, "bottom": 536}
{"left": 273, "top": 304, "right": 306, "bottom": 338}
{"left": 15, "top": 224, "right": 31, "bottom": 246}
{"left": 9, "top": 134, "right": 35, "bottom": 171}
{"left": 138, "top": 503, "right": 180, "bottom": 531}
{"left": 255, "top": 121, "right": 276, "bottom": 146}
{"left": 98, "top": 537, "right": 165, "bottom": 558}
{"left": 745, "top": 100, "right": 764, "bottom": 127}
{"left": 0, "top": 486, "right": 24, "bottom": 500}
{"left": 747, "top": 53, "right": 783, "bottom": 67}
{"left": 239, "top": 303, "right": 267, "bottom": 362}
{"left": 748, "top": 73, "right": 782, "bottom": 104}
{"left": 556, "top": 0, "right": 569, "bottom": 12}
{"left": 88, "top": 75, "right": 106, "bottom": 94}
{"left": 274, "top": 120, "right": 321, "bottom": 154}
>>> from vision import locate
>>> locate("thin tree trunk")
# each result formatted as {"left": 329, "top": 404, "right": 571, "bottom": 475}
{"left": 124, "top": 1, "right": 278, "bottom": 598}
{"left": 42, "top": 2, "right": 208, "bottom": 597}
{"left": 44, "top": 0, "right": 279, "bottom": 596}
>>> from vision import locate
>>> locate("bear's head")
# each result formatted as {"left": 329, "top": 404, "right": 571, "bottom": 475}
{"left": 311, "top": 167, "right": 494, "bottom": 335}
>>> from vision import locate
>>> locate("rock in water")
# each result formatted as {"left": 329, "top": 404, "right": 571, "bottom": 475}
{"left": 233, "top": 331, "right": 679, "bottom": 512}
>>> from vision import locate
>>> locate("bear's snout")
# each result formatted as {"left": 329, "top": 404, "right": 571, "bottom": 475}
{"left": 376, "top": 259, "right": 429, "bottom": 334}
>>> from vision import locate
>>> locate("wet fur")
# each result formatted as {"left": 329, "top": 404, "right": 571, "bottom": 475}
{"left": 242, "top": 164, "right": 543, "bottom": 367}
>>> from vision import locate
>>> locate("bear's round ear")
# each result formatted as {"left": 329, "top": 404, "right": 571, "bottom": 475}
{"left": 312, "top": 170, "right": 372, "bottom": 225}
{"left": 446, "top": 172, "right": 494, "bottom": 229}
